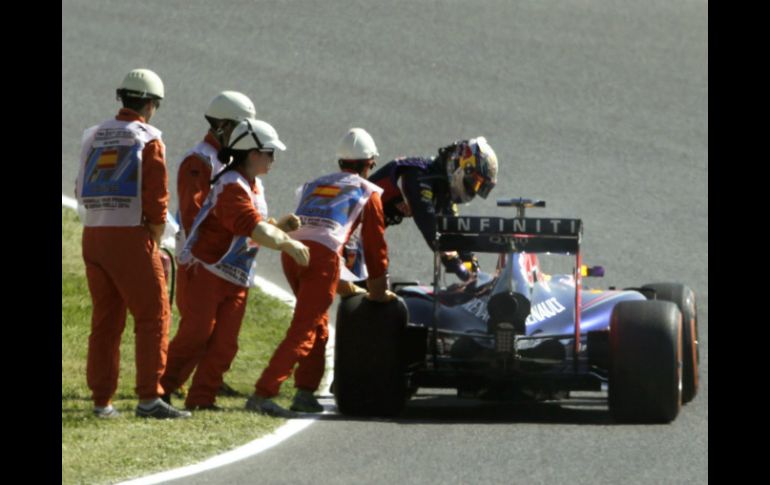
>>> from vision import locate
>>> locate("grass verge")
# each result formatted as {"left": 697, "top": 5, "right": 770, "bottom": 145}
{"left": 62, "top": 207, "right": 300, "bottom": 485}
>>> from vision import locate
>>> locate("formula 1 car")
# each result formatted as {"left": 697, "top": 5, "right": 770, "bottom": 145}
{"left": 334, "top": 198, "right": 699, "bottom": 423}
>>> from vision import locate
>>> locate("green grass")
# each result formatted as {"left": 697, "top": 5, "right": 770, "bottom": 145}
{"left": 62, "top": 207, "right": 303, "bottom": 485}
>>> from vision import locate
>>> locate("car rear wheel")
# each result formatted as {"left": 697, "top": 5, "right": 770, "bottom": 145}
{"left": 642, "top": 283, "right": 699, "bottom": 403}
{"left": 609, "top": 300, "right": 682, "bottom": 423}
{"left": 334, "top": 294, "right": 409, "bottom": 417}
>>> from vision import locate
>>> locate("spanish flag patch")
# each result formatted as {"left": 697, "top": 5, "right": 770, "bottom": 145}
{"left": 96, "top": 148, "right": 118, "bottom": 169}
{"left": 312, "top": 185, "right": 340, "bottom": 198}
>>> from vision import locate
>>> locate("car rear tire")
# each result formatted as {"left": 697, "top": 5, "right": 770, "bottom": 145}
{"left": 609, "top": 300, "right": 682, "bottom": 423}
{"left": 642, "top": 283, "right": 699, "bottom": 403}
{"left": 334, "top": 294, "right": 409, "bottom": 417}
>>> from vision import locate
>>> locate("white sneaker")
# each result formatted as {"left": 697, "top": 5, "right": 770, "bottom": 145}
{"left": 93, "top": 405, "right": 120, "bottom": 419}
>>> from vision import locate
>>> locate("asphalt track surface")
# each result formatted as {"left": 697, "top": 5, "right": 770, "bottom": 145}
{"left": 63, "top": 1, "right": 707, "bottom": 483}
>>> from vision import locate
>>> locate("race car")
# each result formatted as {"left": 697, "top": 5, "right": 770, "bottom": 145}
{"left": 334, "top": 198, "right": 699, "bottom": 423}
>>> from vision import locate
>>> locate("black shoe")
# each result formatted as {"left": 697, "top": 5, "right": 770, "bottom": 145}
{"left": 245, "top": 395, "right": 297, "bottom": 418}
{"left": 160, "top": 393, "right": 171, "bottom": 405}
{"left": 136, "top": 400, "right": 192, "bottom": 419}
{"left": 218, "top": 382, "right": 243, "bottom": 397}
{"left": 290, "top": 390, "right": 323, "bottom": 413}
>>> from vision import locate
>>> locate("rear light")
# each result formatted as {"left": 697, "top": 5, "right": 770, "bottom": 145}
{"left": 495, "top": 322, "right": 515, "bottom": 353}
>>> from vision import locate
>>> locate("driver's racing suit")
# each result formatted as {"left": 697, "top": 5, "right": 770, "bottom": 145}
{"left": 346, "top": 156, "right": 476, "bottom": 280}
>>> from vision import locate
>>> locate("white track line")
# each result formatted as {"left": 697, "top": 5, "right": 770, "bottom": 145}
{"left": 116, "top": 418, "right": 319, "bottom": 485}
{"left": 62, "top": 194, "right": 78, "bottom": 210}
{"left": 63, "top": 194, "right": 334, "bottom": 484}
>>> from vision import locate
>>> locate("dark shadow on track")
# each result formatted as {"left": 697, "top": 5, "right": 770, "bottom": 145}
{"left": 304, "top": 392, "right": 625, "bottom": 426}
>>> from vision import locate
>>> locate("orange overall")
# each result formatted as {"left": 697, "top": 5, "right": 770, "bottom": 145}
{"left": 174, "top": 134, "right": 220, "bottom": 318}
{"left": 255, "top": 189, "right": 388, "bottom": 398}
{"left": 83, "top": 108, "right": 170, "bottom": 406}
{"left": 161, "top": 171, "right": 262, "bottom": 408}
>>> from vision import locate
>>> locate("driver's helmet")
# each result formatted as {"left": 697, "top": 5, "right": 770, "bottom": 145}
{"left": 446, "top": 136, "right": 498, "bottom": 203}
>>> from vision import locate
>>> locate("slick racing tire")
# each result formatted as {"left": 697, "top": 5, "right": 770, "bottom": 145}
{"left": 609, "top": 300, "right": 682, "bottom": 423}
{"left": 334, "top": 294, "right": 409, "bottom": 417}
{"left": 642, "top": 283, "right": 699, "bottom": 403}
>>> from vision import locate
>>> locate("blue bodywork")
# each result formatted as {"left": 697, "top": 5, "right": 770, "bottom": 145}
{"left": 401, "top": 253, "right": 643, "bottom": 340}
{"left": 397, "top": 251, "right": 645, "bottom": 394}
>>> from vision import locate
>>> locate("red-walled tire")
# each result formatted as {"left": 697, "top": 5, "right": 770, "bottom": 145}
{"left": 642, "top": 283, "right": 699, "bottom": 403}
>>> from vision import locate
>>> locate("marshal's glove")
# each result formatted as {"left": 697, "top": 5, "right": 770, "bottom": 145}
{"left": 268, "top": 214, "right": 301, "bottom": 232}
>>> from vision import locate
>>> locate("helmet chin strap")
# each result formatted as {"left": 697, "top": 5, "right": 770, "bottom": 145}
{"left": 208, "top": 119, "right": 232, "bottom": 145}
{"left": 213, "top": 127, "right": 226, "bottom": 143}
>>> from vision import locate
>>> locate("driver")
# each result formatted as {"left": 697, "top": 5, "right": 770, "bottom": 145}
{"left": 342, "top": 137, "right": 499, "bottom": 284}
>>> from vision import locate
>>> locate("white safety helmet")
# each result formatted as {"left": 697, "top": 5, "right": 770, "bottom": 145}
{"left": 447, "top": 136, "right": 499, "bottom": 203}
{"left": 116, "top": 68, "right": 164, "bottom": 99}
{"left": 227, "top": 118, "right": 286, "bottom": 152}
{"left": 205, "top": 91, "right": 257, "bottom": 121}
{"left": 337, "top": 128, "right": 379, "bottom": 160}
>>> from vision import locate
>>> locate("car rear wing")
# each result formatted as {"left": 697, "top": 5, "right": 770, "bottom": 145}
{"left": 433, "top": 215, "right": 584, "bottom": 369}
{"left": 435, "top": 216, "right": 583, "bottom": 254}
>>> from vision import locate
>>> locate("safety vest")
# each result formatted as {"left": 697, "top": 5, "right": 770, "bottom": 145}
{"left": 182, "top": 140, "right": 223, "bottom": 175}
{"left": 174, "top": 140, "right": 224, "bottom": 249}
{"left": 291, "top": 172, "right": 383, "bottom": 255}
{"left": 178, "top": 171, "right": 268, "bottom": 287}
{"left": 76, "top": 118, "right": 162, "bottom": 227}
